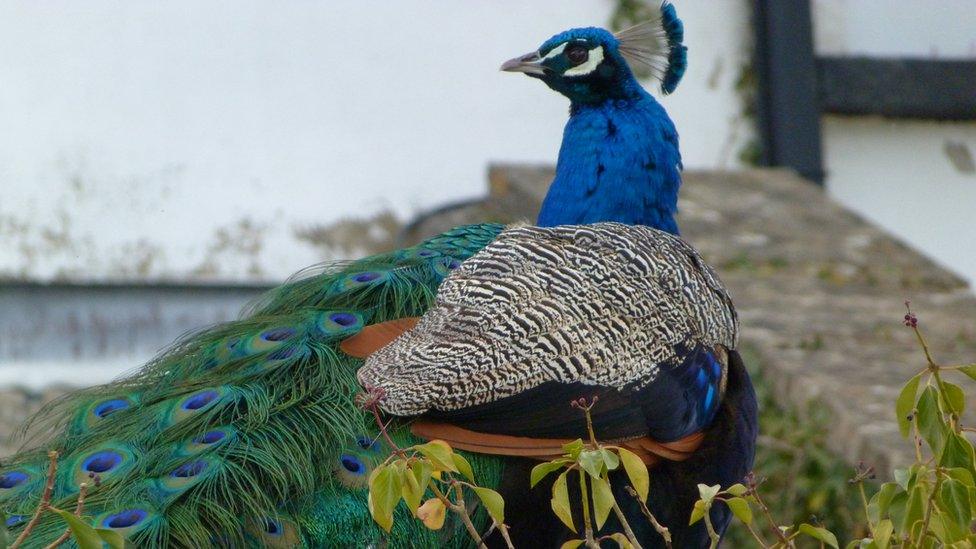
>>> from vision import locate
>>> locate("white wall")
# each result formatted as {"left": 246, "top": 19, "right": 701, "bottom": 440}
{"left": 0, "top": 1, "right": 752, "bottom": 283}
{"left": 812, "top": 0, "right": 976, "bottom": 287}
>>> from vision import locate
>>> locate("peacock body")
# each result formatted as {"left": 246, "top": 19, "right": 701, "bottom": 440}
{"left": 1, "top": 3, "right": 756, "bottom": 547}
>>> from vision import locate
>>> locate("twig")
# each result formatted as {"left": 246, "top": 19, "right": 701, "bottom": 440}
{"left": 429, "top": 481, "right": 489, "bottom": 549}
{"left": 44, "top": 481, "right": 90, "bottom": 549}
{"left": 10, "top": 450, "right": 59, "bottom": 549}
{"left": 702, "top": 507, "right": 720, "bottom": 549}
{"left": 917, "top": 472, "right": 943, "bottom": 546}
{"left": 359, "top": 387, "right": 405, "bottom": 457}
{"left": 609, "top": 498, "right": 644, "bottom": 549}
{"left": 578, "top": 471, "right": 599, "bottom": 548}
{"left": 748, "top": 477, "right": 791, "bottom": 546}
{"left": 625, "top": 486, "right": 672, "bottom": 548}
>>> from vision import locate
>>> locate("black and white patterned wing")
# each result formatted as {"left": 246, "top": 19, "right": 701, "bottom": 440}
{"left": 358, "top": 222, "right": 737, "bottom": 441}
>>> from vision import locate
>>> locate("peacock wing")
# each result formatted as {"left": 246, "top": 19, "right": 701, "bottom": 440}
{"left": 358, "top": 222, "right": 737, "bottom": 456}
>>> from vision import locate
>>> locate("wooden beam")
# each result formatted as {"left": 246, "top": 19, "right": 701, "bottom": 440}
{"left": 818, "top": 57, "right": 976, "bottom": 121}
{"left": 752, "top": 0, "right": 825, "bottom": 184}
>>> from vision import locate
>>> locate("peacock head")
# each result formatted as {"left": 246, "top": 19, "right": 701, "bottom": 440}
{"left": 500, "top": 2, "right": 686, "bottom": 105}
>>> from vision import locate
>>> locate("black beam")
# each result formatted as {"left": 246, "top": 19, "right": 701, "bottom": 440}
{"left": 752, "top": 0, "right": 825, "bottom": 184}
{"left": 818, "top": 57, "right": 976, "bottom": 121}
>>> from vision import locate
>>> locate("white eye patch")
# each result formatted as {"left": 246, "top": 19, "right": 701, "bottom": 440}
{"left": 563, "top": 45, "right": 605, "bottom": 77}
{"left": 542, "top": 42, "right": 568, "bottom": 60}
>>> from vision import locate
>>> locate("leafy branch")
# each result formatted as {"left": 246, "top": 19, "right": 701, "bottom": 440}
{"left": 360, "top": 388, "right": 513, "bottom": 548}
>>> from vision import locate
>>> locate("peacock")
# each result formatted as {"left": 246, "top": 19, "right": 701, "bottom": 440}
{"left": 0, "top": 2, "right": 756, "bottom": 547}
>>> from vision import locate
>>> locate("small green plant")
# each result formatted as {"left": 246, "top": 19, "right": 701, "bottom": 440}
{"left": 700, "top": 302, "right": 976, "bottom": 548}
{"left": 851, "top": 303, "right": 976, "bottom": 547}
{"left": 529, "top": 396, "right": 666, "bottom": 549}
{"left": 360, "top": 388, "right": 514, "bottom": 548}
{"left": 690, "top": 476, "right": 839, "bottom": 548}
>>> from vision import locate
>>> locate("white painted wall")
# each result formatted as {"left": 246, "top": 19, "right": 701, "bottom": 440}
{"left": 0, "top": 0, "right": 752, "bottom": 284}
{"left": 812, "top": 0, "right": 976, "bottom": 287}
{"left": 5, "top": 1, "right": 970, "bottom": 288}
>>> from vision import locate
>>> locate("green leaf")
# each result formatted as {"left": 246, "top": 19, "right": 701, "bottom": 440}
{"left": 940, "top": 432, "right": 976, "bottom": 475}
{"left": 942, "top": 381, "right": 965, "bottom": 414}
{"left": 609, "top": 532, "right": 635, "bottom": 548}
{"left": 617, "top": 447, "right": 649, "bottom": 502}
{"left": 957, "top": 364, "right": 976, "bottom": 381}
{"left": 896, "top": 374, "right": 922, "bottom": 437}
{"left": 901, "top": 485, "right": 926, "bottom": 534}
{"left": 451, "top": 453, "right": 476, "bottom": 483}
{"left": 417, "top": 498, "right": 446, "bottom": 530}
{"left": 870, "top": 482, "right": 902, "bottom": 522}
{"left": 689, "top": 499, "right": 707, "bottom": 525}
{"left": 562, "top": 439, "right": 585, "bottom": 459}
{"left": 551, "top": 471, "right": 576, "bottom": 532}
{"left": 413, "top": 440, "right": 458, "bottom": 473}
{"left": 590, "top": 476, "right": 615, "bottom": 530}
{"left": 95, "top": 528, "right": 128, "bottom": 549}
{"left": 531, "top": 460, "right": 570, "bottom": 488}
{"left": 368, "top": 463, "right": 402, "bottom": 532}
{"left": 600, "top": 448, "right": 620, "bottom": 471}
{"left": 560, "top": 541, "right": 584, "bottom": 549}
{"left": 940, "top": 478, "right": 971, "bottom": 528}
{"left": 697, "top": 483, "right": 720, "bottom": 504}
{"left": 873, "top": 519, "right": 893, "bottom": 549}
{"left": 893, "top": 468, "right": 911, "bottom": 490}
{"left": 50, "top": 507, "right": 103, "bottom": 549}
{"left": 943, "top": 467, "right": 975, "bottom": 488}
{"left": 916, "top": 386, "right": 947, "bottom": 453}
{"left": 726, "top": 497, "right": 753, "bottom": 525}
{"left": 402, "top": 461, "right": 425, "bottom": 514}
{"left": 471, "top": 486, "right": 505, "bottom": 525}
{"left": 798, "top": 523, "right": 839, "bottom": 548}
{"left": 579, "top": 450, "right": 605, "bottom": 479}
{"left": 886, "top": 491, "right": 909, "bottom": 529}
{"left": 725, "top": 483, "right": 748, "bottom": 497}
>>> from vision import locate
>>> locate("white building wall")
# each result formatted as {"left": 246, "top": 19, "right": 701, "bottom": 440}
{"left": 2, "top": 1, "right": 972, "bottom": 288}
{"left": 0, "top": 0, "right": 752, "bottom": 283}
{"left": 812, "top": 0, "right": 976, "bottom": 287}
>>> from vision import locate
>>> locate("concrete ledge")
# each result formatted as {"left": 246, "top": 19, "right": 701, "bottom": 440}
{"left": 406, "top": 165, "right": 976, "bottom": 472}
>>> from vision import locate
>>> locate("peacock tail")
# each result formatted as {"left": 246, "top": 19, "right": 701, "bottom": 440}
{"left": 0, "top": 223, "right": 506, "bottom": 548}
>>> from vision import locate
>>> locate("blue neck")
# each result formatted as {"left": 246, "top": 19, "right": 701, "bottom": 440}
{"left": 535, "top": 89, "right": 682, "bottom": 234}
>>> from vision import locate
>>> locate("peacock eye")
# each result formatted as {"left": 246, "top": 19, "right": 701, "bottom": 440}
{"left": 566, "top": 45, "right": 589, "bottom": 65}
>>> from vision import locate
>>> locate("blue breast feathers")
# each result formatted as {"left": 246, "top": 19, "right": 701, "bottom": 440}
{"left": 536, "top": 93, "right": 681, "bottom": 233}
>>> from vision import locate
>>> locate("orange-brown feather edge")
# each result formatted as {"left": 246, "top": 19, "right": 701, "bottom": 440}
{"left": 410, "top": 420, "right": 704, "bottom": 466}
{"left": 340, "top": 317, "right": 421, "bottom": 358}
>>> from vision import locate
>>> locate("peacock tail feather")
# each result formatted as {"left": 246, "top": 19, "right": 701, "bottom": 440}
{"left": 0, "top": 223, "right": 506, "bottom": 548}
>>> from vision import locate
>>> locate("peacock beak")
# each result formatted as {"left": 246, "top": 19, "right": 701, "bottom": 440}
{"left": 500, "top": 51, "right": 546, "bottom": 76}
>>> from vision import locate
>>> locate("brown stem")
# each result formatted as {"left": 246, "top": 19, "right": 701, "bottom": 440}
{"left": 495, "top": 521, "right": 515, "bottom": 549}
{"left": 579, "top": 472, "right": 598, "bottom": 548}
{"left": 750, "top": 484, "right": 790, "bottom": 545}
{"left": 916, "top": 473, "right": 942, "bottom": 547}
{"left": 857, "top": 481, "right": 874, "bottom": 538}
{"left": 701, "top": 506, "right": 720, "bottom": 549}
{"left": 43, "top": 481, "right": 89, "bottom": 549}
{"left": 741, "top": 518, "right": 770, "bottom": 548}
{"left": 10, "top": 450, "right": 59, "bottom": 549}
{"left": 610, "top": 498, "right": 644, "bottom": 549}
{"left": 429, "top": 481, "right": 489, "bottom": 549}
{"left": 911, "top": 325, "right": 938, "bottom": 368}
{"left": 366, "top": 402, "right": 405, "bottom": 457}
{"left": 625, "top": 486, "right": 672, "bottom": 548}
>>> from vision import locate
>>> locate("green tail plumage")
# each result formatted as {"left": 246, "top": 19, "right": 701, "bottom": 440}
{"left": 0, "top": 224, "right": 506, "bottom": 548}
